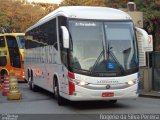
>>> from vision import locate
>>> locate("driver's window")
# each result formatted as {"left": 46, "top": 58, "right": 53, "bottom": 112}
{"left": 0, "top": 36, "right": 5, "bottom": 47}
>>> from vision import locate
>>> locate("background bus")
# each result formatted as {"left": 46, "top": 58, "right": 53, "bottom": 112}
{"left": 24, "top": 6, "right": 149, "bottom": 105}
{"left": 0, "top": 33, "right": 25, "bottom": 80}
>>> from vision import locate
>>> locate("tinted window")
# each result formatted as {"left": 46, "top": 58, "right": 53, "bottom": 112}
{"left": 6, "top": 36, "right": 19, "bottom": 48}
{"left": 6, "top": 36, "right": 21, "bottom": 68}
{"left": 0, "top": 56, "right": 7, "bottom": 66}
{"left": 0, "top": 36, "right": 5, "bottom": 47}
{"left": 25, "top": 18, "right": 57, "bottom": 50}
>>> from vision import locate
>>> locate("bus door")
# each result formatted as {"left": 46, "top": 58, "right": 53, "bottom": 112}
{"left": 6, "top": 36, "right": 21, "bottom": 68}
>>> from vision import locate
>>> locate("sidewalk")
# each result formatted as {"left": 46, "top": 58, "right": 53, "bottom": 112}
{"left": 139, "top": 90, "right": 160, "bottom": 98}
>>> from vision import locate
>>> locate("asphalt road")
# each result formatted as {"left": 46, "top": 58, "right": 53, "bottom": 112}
{"left": 0, "top": 83, "right": 160, "bottom": 120}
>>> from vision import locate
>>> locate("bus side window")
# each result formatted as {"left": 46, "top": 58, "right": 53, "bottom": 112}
{"left": 0, "top": 36, "right": 5, "bottom": 47}
{"left": 45, "top": 18, "right": 58, "bottom": 50}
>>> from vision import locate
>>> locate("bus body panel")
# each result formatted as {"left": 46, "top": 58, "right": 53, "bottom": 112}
{"left": 24, "top": 45, "right": 62, "bottom": 92}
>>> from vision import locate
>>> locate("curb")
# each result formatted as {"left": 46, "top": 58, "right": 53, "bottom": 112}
{"left": 139, "top": 92, "right": 160, "bottom": 99}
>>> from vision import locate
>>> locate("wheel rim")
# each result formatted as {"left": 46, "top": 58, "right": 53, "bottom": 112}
{"left": 31, "top": 80, "right": 34, "bottom": 89}
{"left": 54, "top": 86, "right": 58, "bottom": 98}
{"left": 28, "top": 77, "right": 31, "bottom": 83}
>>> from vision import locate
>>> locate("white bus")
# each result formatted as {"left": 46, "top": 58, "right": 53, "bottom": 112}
{"left": 24, "top": 6, "right": 149, "bottom": 105}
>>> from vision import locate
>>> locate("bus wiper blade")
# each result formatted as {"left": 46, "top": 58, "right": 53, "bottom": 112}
{"left": 109, "top": 50, "right": 125, "bottom": 74}
{"left": 90, "top": 44, "right": 125, "bottom": 75}
{"left": 106, "top": 42, "right": 125, "bottom": 74}
{"left": 90, "top": 49, "right": 104, "bottom": 74}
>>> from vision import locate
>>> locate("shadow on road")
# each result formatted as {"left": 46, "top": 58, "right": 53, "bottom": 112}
{"left": 15, "top": 83, "right": 132, "bottom": 110}
{"left": 67, "top": 101, "right": 130, "bottom": 110}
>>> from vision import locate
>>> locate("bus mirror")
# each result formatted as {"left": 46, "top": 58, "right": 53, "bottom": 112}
{"left": 136, "top": 27, "right": 148, "bottom": 42}
{"left": 61, "top": 26, "right": 69, "bottom": 49}
{"left": 136, "top": 27, "right": 153, "bottom": 52}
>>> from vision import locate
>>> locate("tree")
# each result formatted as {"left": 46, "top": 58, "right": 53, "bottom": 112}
{"left": 60, "top": 0, "right": 106, "bottom": 6}
{"left": 60, "top": 0, "right": 160, "bottom": 51}
{"left": 0, "top": 0, "right": 47, "bottom": 32}
{"left": 135, "top": 0, "right": 160, "bottom": 51}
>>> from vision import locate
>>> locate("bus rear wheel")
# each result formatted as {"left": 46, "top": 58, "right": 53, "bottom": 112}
{"left": 29, "top": 71, "right": 38, "bottom": 92}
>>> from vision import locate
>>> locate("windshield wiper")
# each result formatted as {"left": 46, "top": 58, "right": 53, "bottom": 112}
{"left": 109, "top": 50, "right": 125, "bottom": 74}
{"left": 90, "top": 49, "right": 105, "bottom": 73}
{"left": 107, "top": 43, "right": 125, "bottom": 74}
{"left": 90, "top": 44, "right": 125, "bottom": 75}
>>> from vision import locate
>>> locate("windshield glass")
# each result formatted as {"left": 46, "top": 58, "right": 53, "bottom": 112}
{"left": 69, "top": 20, "right": 138, "bottom": 76}
{"left": 69, "top": 20, "right": 105, "bottom": 71}
{"left": 17, "top": 36, "right": 25, "bottom": 49}
{"left": 104, "top": 22, "right": 138, "bottom": 70}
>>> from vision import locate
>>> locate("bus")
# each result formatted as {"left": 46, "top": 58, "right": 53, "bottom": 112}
{"left": 24, "top": 6, "right": 149, "bottom": 105}
{"left": 0, "top": 33, "right": 25, "bottom": 80}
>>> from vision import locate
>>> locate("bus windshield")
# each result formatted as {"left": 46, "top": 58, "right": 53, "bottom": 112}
{"left": 17, "top": 36, "right": 25, "bottom": 49}
{"left": 6, "top": 36, "right": 21, "bottom": 68}
{"left": 69, "top": 20, "right": 138, "bottom": 76}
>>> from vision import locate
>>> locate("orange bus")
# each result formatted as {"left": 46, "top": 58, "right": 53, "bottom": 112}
{"left": 0, "top": 33, "right": 25, "bottom": 80}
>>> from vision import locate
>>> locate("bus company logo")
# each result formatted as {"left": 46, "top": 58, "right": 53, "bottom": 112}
{"left": 97, "top": 80, "right": 119, "bottom": 84}
{"left": 106, "top": 84, "right": 110, "bottom": 89}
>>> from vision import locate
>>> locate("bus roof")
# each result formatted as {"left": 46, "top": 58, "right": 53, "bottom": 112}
{"left": 27, "top": 6, "right": 132, "bottom": 31}
{"left": 0, "top": 33, "right": 25, "bottom": 36}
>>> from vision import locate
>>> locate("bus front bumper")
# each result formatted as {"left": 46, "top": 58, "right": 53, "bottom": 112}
{"left": 61, "top": 84, "right": 138, "bottom": 101}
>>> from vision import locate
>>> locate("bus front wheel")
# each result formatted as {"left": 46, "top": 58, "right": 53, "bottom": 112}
{"left": 54, "top": 79, "right": 67, "bottom": 106}
{"left": 0, "top": 70, "right": 8, "bottom": 81}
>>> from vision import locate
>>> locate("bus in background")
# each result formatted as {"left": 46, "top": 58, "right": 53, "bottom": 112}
{"left": 24, "top": 6, "right": 150, "bottom": 105}
{"left": 0, "top": 33, "right": 25, "bottom": 80}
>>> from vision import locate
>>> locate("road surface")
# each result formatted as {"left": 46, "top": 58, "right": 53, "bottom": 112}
{"left": 0, "top": 83, "right": 160, "bottom": 120}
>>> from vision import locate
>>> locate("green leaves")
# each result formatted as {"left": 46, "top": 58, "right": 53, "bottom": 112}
{"left": 60, "top": 0, "right": 106, "bottom": 6}
{"left": 0, "top": 0, "right": 46, "bottom": 32}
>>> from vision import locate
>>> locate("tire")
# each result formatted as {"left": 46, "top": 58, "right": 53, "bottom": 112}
{"left": 1, "top": 70, "right": 8, "bottom": 82}
{"left": 53, "top": 79, "right": 56, "bottom": 98}
{"left": 28, "top": 71, "right": 32, "bottom": 90}
{"left": 54, "top": 78, "right": 67, "bottom": 105}
{"left": 29, "top": 76, "right": 32, "bottom": 90}
{"left": 29, "top": 71, "right": 38, "bottom": 92}
{"left": 27, "top": 70, "right": 30, "bottom": 83}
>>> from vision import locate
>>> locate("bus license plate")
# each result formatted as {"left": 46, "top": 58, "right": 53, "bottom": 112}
{"left": 102, "top": 92, "right": 114, "bottom": 97}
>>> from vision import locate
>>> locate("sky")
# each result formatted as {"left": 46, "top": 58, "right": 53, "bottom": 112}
{"left": 27, "top": 0, "right": 63, "bottom": 4}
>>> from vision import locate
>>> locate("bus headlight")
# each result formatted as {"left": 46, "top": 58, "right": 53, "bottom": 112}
{"left": 127, "top": 80, "right": 136, "bottom": 85}
{"left": 76, "top": 80, "right": 89, "bottom": 86}
{"left": 0, "top": 50, "right": 7, "bottom": 55}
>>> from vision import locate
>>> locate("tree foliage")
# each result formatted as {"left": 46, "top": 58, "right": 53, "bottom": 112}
{"left": 0, "top": 0, "right": 46, "bottom": 32}
{"left": 60, "top": 0, "right": 160, "bottom": 51}
{"left": 60, "top": 0, "right": 106, "bottom": 6}
{"left": 0, "top": 0, "right": 159, "bottom": 50}
{"left": 134, "top": 0, "right": 160, "bottom": 51}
